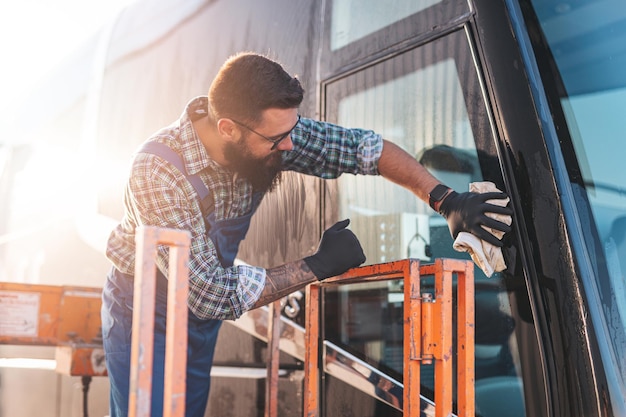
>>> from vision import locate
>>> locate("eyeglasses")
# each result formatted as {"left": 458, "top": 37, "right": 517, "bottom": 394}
{"left": 231, "top": 115, "right": 301, "bottom": 150}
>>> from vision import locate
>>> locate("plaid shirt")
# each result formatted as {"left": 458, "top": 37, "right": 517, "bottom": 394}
{"left": 106, "top": 96, "right": 382, "bottom": 320}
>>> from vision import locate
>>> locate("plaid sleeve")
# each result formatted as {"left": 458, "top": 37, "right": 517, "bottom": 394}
{"left": 126, "top": 153, "right": 266, "bottom": 320}
{"left": 282, "top": 117, "right": 383, "bottom": 178}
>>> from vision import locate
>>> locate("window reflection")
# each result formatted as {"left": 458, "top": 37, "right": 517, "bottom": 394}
{"left": 330, "top": 0, "right": 441, "bottom": 50}
{"left": 335, "top": 59, "right": 477, "bottom": 265}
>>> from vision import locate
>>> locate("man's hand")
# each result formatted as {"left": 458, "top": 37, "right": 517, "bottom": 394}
{"left": 251, "top": 220, "right": 365, "bottom": 308}
{"left": 438, "top": 191, "right": 513, "bottom": 247}
{"left": 304, "top": 219, "right": 366, "bottom": 280}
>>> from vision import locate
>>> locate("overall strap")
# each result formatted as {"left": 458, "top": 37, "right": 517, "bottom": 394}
{"left": 138, "top": 141, "right": 213, "bottom": 215}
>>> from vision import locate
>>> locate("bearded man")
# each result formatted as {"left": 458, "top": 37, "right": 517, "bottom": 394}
{"left": 101, "top": 52, "right": 512, "bottom": 417}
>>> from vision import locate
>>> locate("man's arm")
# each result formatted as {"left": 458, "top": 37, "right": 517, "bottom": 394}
{"left": 251, "top": 260, "right": 316, "bottom": 308}
{"left": 377, "top": 139, "right": 441, "bottom": 202}
{"left": 377, "top": 139, "right": 513, "bottom": 246}
{"left": 251, "top": 219, "right": 366, "bottom": 309}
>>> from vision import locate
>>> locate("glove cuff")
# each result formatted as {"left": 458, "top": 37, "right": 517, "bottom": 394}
{"left": 304, "top": 255, "right": 327, "bottom": 281}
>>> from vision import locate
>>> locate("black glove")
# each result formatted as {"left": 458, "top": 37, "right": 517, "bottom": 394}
{"left": 304, "top": 219, "right": 366, "bottom": 280}
{"left": 438, "top": 191, "right": 513, "bottom": 247}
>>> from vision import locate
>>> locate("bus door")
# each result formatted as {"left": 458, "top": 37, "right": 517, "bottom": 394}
{"left": 320, "top": 19, "right": 534, "bottom": 417}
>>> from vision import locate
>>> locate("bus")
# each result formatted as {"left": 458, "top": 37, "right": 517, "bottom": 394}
{"left": 0, "top": 0, "right": 624, "bottom": 416}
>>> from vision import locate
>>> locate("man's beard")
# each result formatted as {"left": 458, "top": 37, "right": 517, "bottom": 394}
{"left": 223, "top": 138, "right": 283, "bottom": 193}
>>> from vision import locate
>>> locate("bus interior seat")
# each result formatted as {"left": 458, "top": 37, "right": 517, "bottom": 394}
{"left": 475, "top": 376, "right": 526, "bottom": 417}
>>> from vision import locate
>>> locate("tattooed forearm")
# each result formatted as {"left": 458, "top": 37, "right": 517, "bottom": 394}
{"left": 251, "top": 259, "right": 317, "bottom": 309}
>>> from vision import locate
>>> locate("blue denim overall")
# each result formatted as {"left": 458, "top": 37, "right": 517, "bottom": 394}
{"left": 102, "top": 142, "right": 262, "bottom": 417}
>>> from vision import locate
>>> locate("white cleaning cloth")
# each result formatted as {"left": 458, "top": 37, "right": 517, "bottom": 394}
{"left": 452, "top": 181, "right": 512, "bottom": 277}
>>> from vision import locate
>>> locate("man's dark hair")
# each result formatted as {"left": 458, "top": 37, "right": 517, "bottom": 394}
{"left": 208, "top": 52, "right": 304, "bottom": 124}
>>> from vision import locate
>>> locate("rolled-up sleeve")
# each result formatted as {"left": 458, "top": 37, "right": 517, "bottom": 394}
{"left": 282, "top": 117, "right": 383, "bottom": 178}
{"left": 186, "top": 260, "right": 266, "bottom": 320}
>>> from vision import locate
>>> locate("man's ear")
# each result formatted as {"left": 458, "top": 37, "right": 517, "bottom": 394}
{"left": 216, "top": 118, "right": 238, "bottom": 141}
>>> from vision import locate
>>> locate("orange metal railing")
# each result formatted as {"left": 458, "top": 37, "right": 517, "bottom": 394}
{"left": 129, "top": 225, "right": 474, "bottom": 417}
{"left": 128, "top": 225, "right": 287, "bottom": 417}
{"left": 265, "top": 300, "right": 282, "bottom": 417}
{"left": 129, "top": 225, "right": 192, "bottom": 417}
{"left": 304, "top": 258, "right": 475, "bottom": 417}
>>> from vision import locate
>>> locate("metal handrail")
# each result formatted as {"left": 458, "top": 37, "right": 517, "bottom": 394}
{"left": 129, "top": 227, "right": 475, "bottom": 417}
{"left": 303, "top": 258, "right": 475, "bottom": 417}
{"left": 130, "top": 225, "right": 191, "bottom": 417}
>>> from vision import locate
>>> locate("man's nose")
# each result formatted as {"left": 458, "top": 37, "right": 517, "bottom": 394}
{"left": 275, "top": 135, "right": 294, "bottom": 151}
